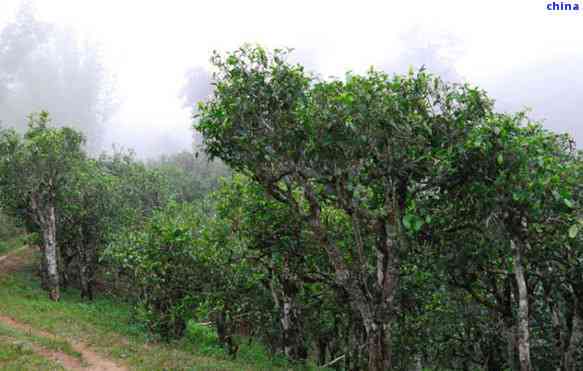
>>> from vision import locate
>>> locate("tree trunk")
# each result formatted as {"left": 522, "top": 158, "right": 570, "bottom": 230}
{"left": 42, "top": 204, "right": 60, "bottom": 301}
{"left": 280, "top": 257, "right": 306, "bottom": 362}
{"left": 364, "top": 319, "right": 391, "bottom": 371}
{"left": 542, "top": 280, "right": 563, "bottom": 364}
{"left": 500, "top": 276, "right": 519, "bottom": 370}
{"left": 281, "top": 297, "right": 292, "bottom": 353}
{"left": 414, "top": 354, "right": 423, "bottom": 371}
{"left": 78, "top": 249, "right": 92, "bottom": 300}
{"left": 346, "top": 310, "right": 364, "bottom": 371}
{"left": 511, "top": 239, "right": 530, "bottom": 371}
{"left": 563, "top": 313, "right": 582, "bottom": 371}
{"left": 563, "top": 285, "right": 583, "bottom": 371}
{"left": 301, "top": 180, "right": 398, "bottom": 370}
{"left": 281, "top": 295, "right": 298, "bottom": 359}
{"left": 214, "top": 310, "right": 238, "bottom": 357}
{"left": 502, "top": 315, "right": 519, "bottom": 371}
{"left": 38, "top": 245, "right": 49, "bottom": 290}
{"left": 317, "top": 336, "right": 328, "bottom": 366}
{"left": 31, "top": 193, "right": 60, "bottom": 301}
{"left": 78, "top": 236, "right": 95, "bottom": 301}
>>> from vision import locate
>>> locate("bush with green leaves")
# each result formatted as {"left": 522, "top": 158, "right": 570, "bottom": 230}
{"left": 104, "top": 202, "right": 206, "bottom": 339}
{"left": 0, "top": 112, "right": 85, "bottom": 301}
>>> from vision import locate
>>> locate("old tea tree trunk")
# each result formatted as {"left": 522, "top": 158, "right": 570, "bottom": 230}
{"left": 31, "top": 192, "right": 60, "bottom": 301}
{"left": 302, "top": 182, "right": 399, "bottom": 371}
{"left": 0, "top": 112, "right": 85, "bottom": 302}
{"left": 511, "top": 239, "right": 531, "bottom": 371}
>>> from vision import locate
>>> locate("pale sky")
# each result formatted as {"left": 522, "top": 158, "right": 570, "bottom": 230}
{"left": 1, "top": 0, "right": 582, "bottom": 156}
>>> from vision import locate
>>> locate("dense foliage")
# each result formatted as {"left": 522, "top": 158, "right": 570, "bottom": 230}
{"left": 0, "top": 46, "right": 581, "bottom": 370}
{"left": 195, "top": 46, "right": 582, "bottom": 370}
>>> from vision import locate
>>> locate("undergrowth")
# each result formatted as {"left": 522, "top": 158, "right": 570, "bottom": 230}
{"left": 0, "top": 249, "right": 315, "bottom": 370}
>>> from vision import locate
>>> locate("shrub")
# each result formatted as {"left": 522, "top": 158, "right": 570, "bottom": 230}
{"left": 104, "top": 202, "right": 205, "bottom": 340}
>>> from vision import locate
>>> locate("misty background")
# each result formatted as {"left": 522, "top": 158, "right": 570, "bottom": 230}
{"left": 0, "top": 0, "right": 580, "bottom": 158}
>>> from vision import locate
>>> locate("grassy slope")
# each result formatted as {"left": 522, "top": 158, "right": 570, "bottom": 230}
{"left": 0, "top": 321, "right": 82, "bottom": 360}
{"left": 0, "top": 338, "right": 65, "bottom": 371}
{"left": 0, "top": 236, "right": 27, "bottom": 256}
{"left": 0, "top": 240, "right": 66, "bottom": 370}
{"left": 0, "top": 248, "right": 301, "bottom": 370}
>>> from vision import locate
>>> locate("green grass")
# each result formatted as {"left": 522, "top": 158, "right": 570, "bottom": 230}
{"left": 0, "top": 235, "right": 27, "bottom": 256}
{"left": 0, "top": 250, "right": 306, "bottom": 370}
{"left": 0, "top": 336, "right": 64, "bottom": 370}
{"left": 184, "top": 322, "right": 297, "bottom": 368}
{"left": 0, "top": 322, "right": 81, "bottom": 360}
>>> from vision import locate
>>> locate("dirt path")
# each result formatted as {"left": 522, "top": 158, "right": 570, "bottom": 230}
{"left": 0, "top": 247, "right": 127, "bottom": 371}
{"left": 0, "top": 245, "right": 30, "bottom": 269}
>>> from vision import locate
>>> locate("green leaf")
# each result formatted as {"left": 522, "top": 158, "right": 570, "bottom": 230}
{"left": 564, "top": 198, "right": 574, "bottom": 208}
{"left": 403, "top": 215, "right": 413, "bottom": 230}
{"left": 569, "top": 225, "right": 579, "bottom": 239}
{"left": 412, "top": 218, "right": 424, "bottom": 232}
{"left": 497, "top": 153, "right": 503, "bottom": 165}
{"left": 403, "top": 214, "right": 424, "bottom": 232}
{"left": 227, "top": 55, "right": 238, "bottom": 65}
